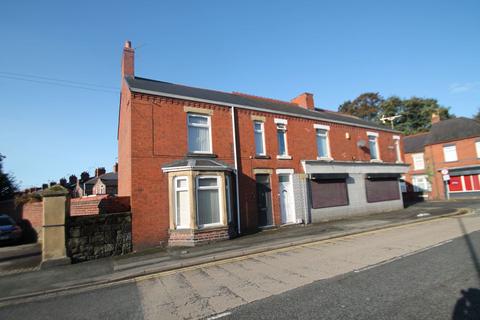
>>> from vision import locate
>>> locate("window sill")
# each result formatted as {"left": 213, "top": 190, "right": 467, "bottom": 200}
{"left": 316, "top": 157, "right": 333, "bottom": 162}
{"left": 370, "top": 159, "right": 383, "bottom": 163}
{"left": 197, "top": 223, "right": 227, "bottom": 231}
{"left": 395, "top": 160, "right": 404, "bottom": 164}
{"left": 186, "top": 152, "right": 217, "bottom": 158}
{"left": 254, "top": 155, "right": 271, "bottom": 159}
{"left": 277, "top": 155, "right": 292, "bottom": 160}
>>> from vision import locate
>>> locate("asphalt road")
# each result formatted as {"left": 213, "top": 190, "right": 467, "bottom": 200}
{"left": 226, "top": 229, "right": 480, "bottom": 320}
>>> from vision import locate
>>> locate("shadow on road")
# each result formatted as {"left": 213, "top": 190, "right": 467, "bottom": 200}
{"left": 452, "top": 218, "right": 480, "bottom": 320}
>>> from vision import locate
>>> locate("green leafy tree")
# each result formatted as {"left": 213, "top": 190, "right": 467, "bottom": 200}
{"left": 338, "top": 93, "right": 454, "bottom": 135}
{"left": 338, "top": 92, "right": 384, "bottom": 122}
{"left": 473, "top": 108, "right": 480, "bottom": 122}
{"left": 0, "top": 153, "right": 18, "bottom": 200}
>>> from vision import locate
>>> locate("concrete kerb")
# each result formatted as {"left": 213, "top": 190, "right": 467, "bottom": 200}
{"left": 0, "top": 207, "right": 471, "bottom": 307}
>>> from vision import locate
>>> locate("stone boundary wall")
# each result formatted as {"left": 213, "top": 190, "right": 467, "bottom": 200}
{"left": 67, "top": 211, "right": 132, "bottom": 263}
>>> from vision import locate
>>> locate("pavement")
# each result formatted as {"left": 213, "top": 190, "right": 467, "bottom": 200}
{"left": 1, "top": 203, "right": 480, "bottom": 319}
{"left": 0, "top": 199, "right": 477, "bottom": 305}
{"left": 224, "top": 222, "right": 480, "bottom": 320}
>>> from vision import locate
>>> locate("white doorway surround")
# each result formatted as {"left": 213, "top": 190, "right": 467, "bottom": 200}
{"left": 277, "top": 169, "right": 296, "bottom": 224}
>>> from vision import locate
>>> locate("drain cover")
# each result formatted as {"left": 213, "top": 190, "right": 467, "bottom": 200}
{"left": 416, "top": 212, "right": 431, "bottom": 218}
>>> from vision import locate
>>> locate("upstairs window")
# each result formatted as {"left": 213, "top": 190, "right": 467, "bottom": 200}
{"left": 253, "top": 121, "right": 266, "bottom": 156}
{"left": 276, "top": 121, "right": 288, "bottom": 157}
{"left": 412, "top": 153, "right": 425, "bottom": 170}
{"left": 316, "top": 129, "right": 330, "bottom": 158}
{"left": 443, "top": 144, "right": 457, "bottom": 162}
{"left": 393, "top": 136, "right": 402, "bottom": 163}
{"left": 367, "top": 132, "right": 380, "bottom": 161}
{"left": 188, "top": 114, "right": 212, "bottom": 153}
{"left": 476, "top": 140, "right": 480, "bottom": 158}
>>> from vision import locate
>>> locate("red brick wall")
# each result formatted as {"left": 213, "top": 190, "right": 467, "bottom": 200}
{"left": 70, "top": 195, "right": 131, "bottom": 216}
{"left": 405, "top": 136, "right": 480, "bottom": 200}
{"left": 22, "top": 202, "right": 43, "bottom": 231}
{"left": 119, "top": 89, "right": 404, "bottom": 250}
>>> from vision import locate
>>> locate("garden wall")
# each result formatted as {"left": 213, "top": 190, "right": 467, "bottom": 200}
{"left": 67, "top": 211, "right": 132, "bottom": 263}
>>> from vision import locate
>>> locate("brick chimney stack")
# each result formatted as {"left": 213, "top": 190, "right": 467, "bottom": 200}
{"left": 291, "top": 93, "right": 315, "bottom": 110}
{"left": 121, "top": 40, "right": 134, "bottom": 78}
{"left": 431, "top": 112, "right": 441, "bottom": 124}
{"left": 95, "top": 167, "right": 106, "bottom": 177}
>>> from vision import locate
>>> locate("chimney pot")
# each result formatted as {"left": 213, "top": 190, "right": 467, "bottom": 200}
{"left": 124, "top": 40, "right": 132, "bottom": 49}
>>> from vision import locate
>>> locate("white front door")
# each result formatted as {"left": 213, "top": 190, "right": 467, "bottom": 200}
{"left": 279, "top": 174, "right": 295, "bottom": 224}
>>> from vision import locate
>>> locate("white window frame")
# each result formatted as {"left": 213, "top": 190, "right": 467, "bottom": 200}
{"left": 393, "top": 135, "right": 402, "bottom": 163}
{"left": 226, "top": 175, "right": 233, "bottom": 223}
{"left": 253, "top": 120, "right": 266, "bottom": 156}
{"left": 187, "top": 113, "right": 213, "bottom": 154}
{"left": 443, "top": 144, "right": 458, "bottom": 162}
{"left": 475, "top": 141, "right": 480, "bottom": 158}
{"left": 367, "top": 131, "right": 381, "bottom": 162}
{"left": 196, "top": 176, "right": 223, "bottom": 228}
{"left": 275, "top": 122, "right": 290, "bottom": 159}
{"left": 412, "top": 153, "right": 425, "bottom": 170}
{"left": 174, "top": 176, "right": 190, "bottom": 229}
{"left": 314, "top": 124, "right": 332, "bottom": 160}
{"left": 412, "top": 175, "right": 431, "bottom": 192}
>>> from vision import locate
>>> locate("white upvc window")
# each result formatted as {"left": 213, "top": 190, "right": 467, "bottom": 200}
{"left": 412, "top": 175, "right": 431, "bottom": 192}
{"left": 393, "top": 135, "right": 402, "bottom": 163}
{"left": 253, "top": 121, "right": 266, "bottom": 156}
{"left": 174, "top": 176, "right": 190, "bottom": 229}
{"left": 275, "top": 119, "right": 289, "bottom": 158}
{"left": 196, "top": 176, "right": 222, "bottom": 228}
{"left": 314, "top": 124, "right": 331, "bottom": 159}
{"left": 475, "top": 141, "right": 480, "bottom": 158}
{"left": 443, "top": 144, "right": 457, "bottom": 162}
{"left": 412, "top": 153, "right": 425, "bottom": 170}
{"left": 187, "top": 114, "right": 212, "bottom": 153}
{"left": 399, "top": 175, "right": 407, "bottom": 193}
{"left": 367, "top": 132, "right": 380, "bottom": 161}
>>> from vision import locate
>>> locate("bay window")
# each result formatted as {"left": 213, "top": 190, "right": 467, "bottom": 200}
{"left": 188, "top": 114, "right": 212, "bottom": 153}
{"left": 196, "top": 176, "right": 221, "bottom": 227}
{"left": 174, "top": 176, "right": 190, "bottom": 228}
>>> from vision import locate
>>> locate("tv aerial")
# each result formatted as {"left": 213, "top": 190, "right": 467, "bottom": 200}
{"left": 380, "top": 114, "right": 402, "bottom": 129}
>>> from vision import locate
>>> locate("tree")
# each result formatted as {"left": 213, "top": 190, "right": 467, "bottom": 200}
{"left": 0, "top": 153, "right": 18, "bottom": 200}
{"left": 338, "top": 92, "right": 384, "bottom": 122}
{"left": 473, "top": 108, "right": 480, "bottom": 122}
{"left": 338, "top": 93, "right": 454, "bottom": 135}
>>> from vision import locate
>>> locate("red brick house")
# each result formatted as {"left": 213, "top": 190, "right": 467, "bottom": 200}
{"left": 117, "top": 41, "right": 409, "bottom": 250}
{"left": 404, "top": 115, "right": 480, "bottom": 200}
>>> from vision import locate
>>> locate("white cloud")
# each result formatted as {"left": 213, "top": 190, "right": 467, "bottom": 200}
{"left": 449, "top": 82, "right": 480, "bottom": 93}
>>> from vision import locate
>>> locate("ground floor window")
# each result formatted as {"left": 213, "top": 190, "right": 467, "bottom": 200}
{"left": 411, "top": 175, "right": 431, "bottom": 192}
{"left": 196, "top": 176, "right": 221, "bottom": 227}
{"left": 365, "top": 177, "right": 401, "bottom": 203}
{"left": 449, "top": 174, "right": 480, "bottom": 192}
{"left": 310, "top": 177, "right": 349, "bottom": 209}
{"left": 174, "top": 176, "right": 190, "bottom": 228}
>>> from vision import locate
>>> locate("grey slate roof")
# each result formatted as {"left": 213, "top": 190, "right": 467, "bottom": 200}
{"left": 162, "top": 158, "right": 233, "bottom": 172}
{"left": 404, "top": 117, "right": 480, "bottom": 153}
{"left": 424, "top": 117, "right": 480, "bottom": 146}
{"left": 404, "top": 133, "right": 429, "bottom": 153}
{"left": 125, "top": 76, "right": 396, "bottom": 132}
{"left": 85, "top": 172, "right": 118, "bottom": 186}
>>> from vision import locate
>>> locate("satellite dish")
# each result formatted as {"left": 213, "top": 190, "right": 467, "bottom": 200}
{"left": 357, "top": 139, "right": 366, "bottom": 147}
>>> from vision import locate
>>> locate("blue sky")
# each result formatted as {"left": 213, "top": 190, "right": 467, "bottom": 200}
{"left": 1, "top": 0, "right": 479, "bottom": 188}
